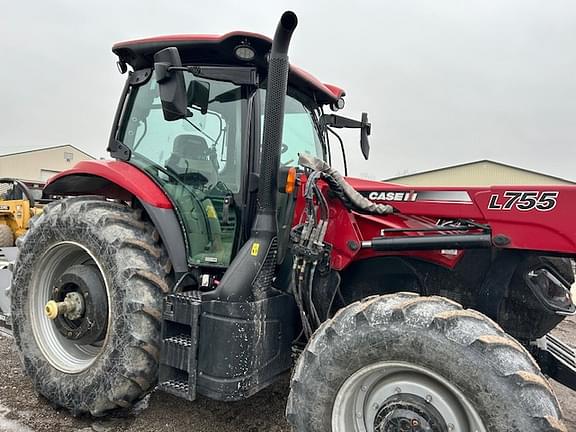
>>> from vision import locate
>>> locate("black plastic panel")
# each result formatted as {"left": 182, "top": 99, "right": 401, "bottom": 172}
{"left": 197, "top": 293, "right": 298, "bottom": 400}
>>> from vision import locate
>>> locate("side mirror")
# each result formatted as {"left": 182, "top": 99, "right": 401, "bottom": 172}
{"left": 187, "top": 80, "right": 210, "bottom": 115}
{"left": 320, "top": 112, "right": 372, "bottom": 160}
{"left": 360, "top": 112, "right": 371, "bottom": 160}
{"left": 153, "top": 47, "right": 188, "bottom": 121}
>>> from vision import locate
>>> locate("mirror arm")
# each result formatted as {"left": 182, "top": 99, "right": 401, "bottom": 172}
{"left": 320, "top": 113, "right": 371, "bottom": 161}
{"left": 181, "top": 65, "right": 258, "bottom": 86}
{"left": 320, "top": 113, "right": 371, "bottom": 133}
{"left": 321, "top": 114, "right": 361, "bottom": 129}
{"left": 154, "top": 63, "right": 172, "bottom": 83}
{"left": 168, "top": 66, "right": 189, "bottom": 72}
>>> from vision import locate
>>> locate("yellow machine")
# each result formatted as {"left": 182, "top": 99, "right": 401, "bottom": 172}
{"left": 0, "top": 179, "right": 42, "bottom": 247}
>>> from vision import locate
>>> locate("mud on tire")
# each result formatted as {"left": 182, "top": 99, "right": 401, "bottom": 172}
{"left": 287, "top": 293, "right": 566, "bottom": 432}
{"left": 11, "top": 197, "right": 170, "bottom": 415}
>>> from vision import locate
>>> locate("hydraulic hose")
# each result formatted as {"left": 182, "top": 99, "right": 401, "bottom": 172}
{"left": 298, "top": 153, "right": 395, "bottom": 215}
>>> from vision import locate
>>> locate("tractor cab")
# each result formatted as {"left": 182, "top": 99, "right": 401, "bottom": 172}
{"left": 110, "top": 32, "right": 355, "bottom": 269}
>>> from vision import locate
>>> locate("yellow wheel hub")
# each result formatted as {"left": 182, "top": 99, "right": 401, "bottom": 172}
{"left": 44, "top": 300, "right": 59, "bottom": 320}
{"left": 44, "top": 292, "right": 85, "bottom": 321}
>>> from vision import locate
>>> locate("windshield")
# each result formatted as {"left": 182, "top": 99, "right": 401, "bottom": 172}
{"left": 119, "top": 71, "right": 247, "bottom": 267}
{"left": 259, "top": 90, "right": 324, "bottom": 166}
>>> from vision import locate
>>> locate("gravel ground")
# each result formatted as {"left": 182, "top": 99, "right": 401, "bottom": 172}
{"left": 0, "top": 317, "right": 575, "bottom": 432}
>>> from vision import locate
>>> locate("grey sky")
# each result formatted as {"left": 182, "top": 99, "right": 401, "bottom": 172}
{"left": 1, "top": 0, "right": 575, "bottom": 181}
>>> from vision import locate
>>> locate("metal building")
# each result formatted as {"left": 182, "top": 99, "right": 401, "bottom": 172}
{"left": 384, "top": 160, "right": 574, "bottom": 186}
{"left": 0, "top": 145, "right": 95, "bottom": 182}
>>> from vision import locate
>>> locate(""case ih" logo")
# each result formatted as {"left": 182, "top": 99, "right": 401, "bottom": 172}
{"left": 367, "top": 191, "right": 418, "bottom": 201}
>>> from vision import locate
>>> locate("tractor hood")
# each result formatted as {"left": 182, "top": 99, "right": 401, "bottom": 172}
{"left": 345, "top": 176, "right": 474, "bottom": 204}
{"left": 342, "top": 175, "right": 576, "bottom": 257}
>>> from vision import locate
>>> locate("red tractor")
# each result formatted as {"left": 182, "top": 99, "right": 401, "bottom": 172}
{"left": 10, "top": 11, "right": 576, "bottom": 431}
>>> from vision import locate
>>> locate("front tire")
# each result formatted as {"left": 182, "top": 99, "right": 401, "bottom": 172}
{"left": 11, "top": 197, "right": 170, "bottom": 415}
{"left": 287, "top": 293, "right": 566, "bottom": 432}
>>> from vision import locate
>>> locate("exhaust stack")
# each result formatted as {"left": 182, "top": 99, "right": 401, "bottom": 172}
{"left": 256, "top": 11, "right": 298, "bottom": 220}
{"left": 210, "top": 11, "right": 298, "bottom": 301}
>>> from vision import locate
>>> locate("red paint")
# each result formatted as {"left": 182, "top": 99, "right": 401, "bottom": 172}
{"left": 113, "top": 32, "right": 344, "bottom": 104}
{"left": 294, "top": 176, "right": 576, "bottom": 271}
{"left": 47, "top": 160, "right": 173, "bottom": 209}
{"left": 113, "top": 32, "right": 269, "bottom": 49}
{"left": 290, "top": 64, "right": 345, "bottom": 102}
{"left": 323, "top": 83, "right": 346, "bottom": 100}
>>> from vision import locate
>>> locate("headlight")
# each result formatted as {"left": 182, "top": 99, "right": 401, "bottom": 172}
{"left": 234, "top": 45, "right": 256, "bottom": 61}
{"left": 526, "top": 268, "right": 575, "bottom": 315}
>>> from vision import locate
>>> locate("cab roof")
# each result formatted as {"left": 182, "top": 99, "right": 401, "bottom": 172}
{"left": 113, "top": 31, "right": 345, "bottom": 105}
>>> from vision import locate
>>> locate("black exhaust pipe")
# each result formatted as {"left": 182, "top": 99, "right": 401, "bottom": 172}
{"left": 257, "top": 11, "right": 298, "bottom": 218}
{"left": 209, "top": 11, "right": 298, "bottom": 301}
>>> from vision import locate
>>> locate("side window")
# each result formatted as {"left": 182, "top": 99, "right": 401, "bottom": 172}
{"left": 122, "top": 76, "right": 243, "bottom": 193}
{"left": 133, "top": 102, "right": 226, "bottom": 169}
{"left": 260, "top": 91, "right": 324, "bottom": 166}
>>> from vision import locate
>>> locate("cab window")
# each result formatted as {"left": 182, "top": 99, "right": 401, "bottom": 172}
{"left": 259, "top": 90, "right": 324, "bottom": 165}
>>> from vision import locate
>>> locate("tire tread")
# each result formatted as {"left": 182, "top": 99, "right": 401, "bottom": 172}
{"left": 11, "top": 196, "right": 170, "bottom": 416}
{"left": 287, "top": 293, "right": 565, "bottom": 431}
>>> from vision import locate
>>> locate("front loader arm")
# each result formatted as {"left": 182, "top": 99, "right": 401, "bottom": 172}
{"left": 345, "top": 179, "right": 576, "bottom": 257}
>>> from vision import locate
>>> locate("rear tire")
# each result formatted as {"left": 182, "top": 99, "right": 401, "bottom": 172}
{"left": 287, "top": 293, "right": 566, "bottom": 432}
{"left": 11, "top": 197, "right": 170, "bottom": 415}
{"left": 0, "top": 224, "right": 14, "bottom": 247}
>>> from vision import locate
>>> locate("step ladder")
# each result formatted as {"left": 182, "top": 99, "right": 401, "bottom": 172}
{"left": 158, "top": 291, "right": 201, "bottom": 401}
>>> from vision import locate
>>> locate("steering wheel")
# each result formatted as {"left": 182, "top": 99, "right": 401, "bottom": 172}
{"left": 280, "top": 143, "right": 295, "bottom": 166}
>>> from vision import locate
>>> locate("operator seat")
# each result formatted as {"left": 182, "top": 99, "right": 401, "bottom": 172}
{"left": 166, "top": 134, "right": 218, "bottom": 187}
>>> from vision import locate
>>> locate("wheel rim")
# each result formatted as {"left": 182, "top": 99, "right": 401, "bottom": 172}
{"left": 332, "top": 361, "right": 487, "bottom": 432}
{"left": 29, "top": 241, "right": 110, "bottom": 374}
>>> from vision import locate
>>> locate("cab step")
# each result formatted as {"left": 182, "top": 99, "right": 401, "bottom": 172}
{"left": 157, "top": 292, "right": 201, "bottom": 401}
{"left": 159, "top": 379, "right": 191, "bottom": 399}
